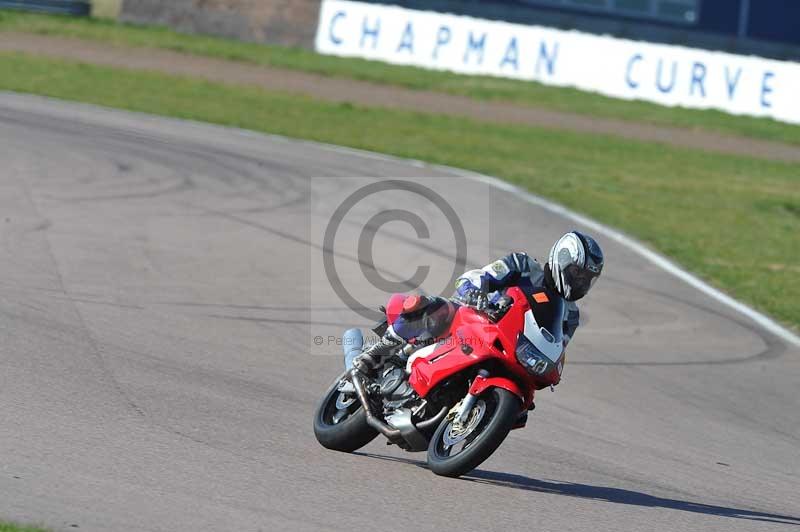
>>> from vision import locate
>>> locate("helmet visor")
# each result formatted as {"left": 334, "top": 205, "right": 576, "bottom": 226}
{"left": 562, "top": 263, "right": 600, "bottom": 300}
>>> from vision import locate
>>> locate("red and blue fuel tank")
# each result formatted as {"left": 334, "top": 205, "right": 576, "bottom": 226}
{"left": 385, "top": 293, "right": 409, "bottom": 326}
{"left": 386, "top": 293, "right": 458, "bottom": 343}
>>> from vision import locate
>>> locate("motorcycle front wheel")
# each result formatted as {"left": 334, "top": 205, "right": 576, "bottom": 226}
{"left": 427, "top": 387, "right": 520, "bottom": 478}
{"left": 313, "top": 375, "right": 378, "bottom": 453}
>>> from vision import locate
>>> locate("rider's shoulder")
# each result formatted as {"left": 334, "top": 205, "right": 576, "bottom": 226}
{"left": 505, "top": 252, "right": 543, "bottom": 276}
{"left": 502, "top": 251, "right": 540, "bottom": 272}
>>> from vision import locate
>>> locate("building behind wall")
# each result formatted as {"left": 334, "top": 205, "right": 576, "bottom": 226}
{"left": 120, "top": 0, "right": 322, "bottom": 47}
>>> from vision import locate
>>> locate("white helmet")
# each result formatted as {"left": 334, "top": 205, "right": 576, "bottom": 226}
{"left": 547, "top": 231, "right": 604, "bottom": 301}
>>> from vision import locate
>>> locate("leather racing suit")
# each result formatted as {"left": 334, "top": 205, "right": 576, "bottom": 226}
{"left": 454, "top": 252, "right": 580, "bottom": 347}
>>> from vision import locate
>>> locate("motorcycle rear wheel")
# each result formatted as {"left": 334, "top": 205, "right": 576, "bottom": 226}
{"left": 427, "top": 387, "right": 520, "bottom": 478}
{"left": 313, "top": 375, "right": 378, "bottom": 453}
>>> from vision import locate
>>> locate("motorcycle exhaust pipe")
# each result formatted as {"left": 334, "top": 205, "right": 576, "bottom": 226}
{"left": 349, "top": 368, "right": 403, "bottom": 440}
{"left": 342, "top": 328, "right": 364, "bottom": 371}
{"left": 349, "top": 369, "right": 448, "bottom": 445}
{"left": 415, "top": 406, "right": 449, "bottom": 431}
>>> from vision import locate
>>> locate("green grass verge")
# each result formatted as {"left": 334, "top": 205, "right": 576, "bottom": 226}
{"left": 0, "top": 521, "right": 48, "bottom": 532}
{"left": 0, "top": 54, "right": 800, "bottom": 328}
{"left": 0, "top": 52, "right": 797, "bottom": 329}
{"left": 1, "top": 10, "right": 800, "bottom": 145}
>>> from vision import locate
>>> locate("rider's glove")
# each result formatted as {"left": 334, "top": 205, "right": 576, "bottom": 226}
{"left": 462, "top": 288, "right": 487, "bottom": 307}
{"left": 495, "top": 295, "right": 512, "bottom": 309}
{"left": 475, "top": 292, "right": 489, "bottom": 311}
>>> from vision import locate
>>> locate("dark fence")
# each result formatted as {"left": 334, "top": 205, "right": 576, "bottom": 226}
{"left": 0, "top": 0, "right": 89, "bottom": 16}
{"left": 361, "top": 0, "right": 800, "bottom": 61}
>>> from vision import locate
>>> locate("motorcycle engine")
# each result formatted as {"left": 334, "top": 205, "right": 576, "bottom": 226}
{"left": 379, "top": 365, "right": 418, "bottom": 412}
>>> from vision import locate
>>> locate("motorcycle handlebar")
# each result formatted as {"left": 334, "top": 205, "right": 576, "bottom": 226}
{"left": 449, "top": 297, "right": 508, "bottom": 321}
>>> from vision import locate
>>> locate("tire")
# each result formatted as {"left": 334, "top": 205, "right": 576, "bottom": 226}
{"left": 313, "top": 376, "right": 378, "bottom": 453}
{"left": 427, "top": 387, "right": 520, "bottom": 478}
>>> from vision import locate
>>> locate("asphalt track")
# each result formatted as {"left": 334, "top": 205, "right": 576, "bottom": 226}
{"left": 0, "top": 92, "right": 798, "bottom": 532}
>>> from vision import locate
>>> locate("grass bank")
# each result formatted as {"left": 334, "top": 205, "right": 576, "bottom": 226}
{"left": 0, "top": 52, "right": 797, "bottom": 329}
{"left": 1, "top": 10, "right": 799, "bottom": 146}
{"left": 0, "top": 521, "right": 48, "bottom": 532}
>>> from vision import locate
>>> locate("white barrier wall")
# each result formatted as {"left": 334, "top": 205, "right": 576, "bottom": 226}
{"left": 315, "top": 0, "right": 800, "bottom": 125}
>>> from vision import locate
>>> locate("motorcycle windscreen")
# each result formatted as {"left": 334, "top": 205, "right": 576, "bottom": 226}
{"left": 522, "top": 296, "right": 564, "bottom": 362}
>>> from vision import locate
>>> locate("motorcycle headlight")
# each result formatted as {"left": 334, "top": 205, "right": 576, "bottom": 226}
{"left": 515, "top": 336, "right": 550, "bottom": 376}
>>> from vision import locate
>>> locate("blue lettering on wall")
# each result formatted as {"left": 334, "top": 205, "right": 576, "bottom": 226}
{"left": 463, "top": 31, "right": 486, "bottom": 65}
{"left": 656, "top": 59, "right": 677, "bottom": 94}
{"left": 500, "top": 37, "right": 519, "bottom": 71}
{"left": 328, "top": 11, "right": 345, "bottom": 46}
{"left": 433, "top": 25, "right": 451, "bottom": 60}
{"left": 725, "top": 66, "right": 742, "bottom": 100}
{"left": 535, "top": 41, "right": 559, "bottom": 77}
{"left": 761, "top": 71, "right": 775, "bottom": 108}
{"left": 625, "top": 53, "right": 643, "bottom": 89}
{"left": 690, "top": 62, "right": 707, "bottom": 97}
{"left": 397, "top": 22, "right": 414, "bottom": 54}
{"left": 360, "top": 16, "right": 380, "bottom": 50}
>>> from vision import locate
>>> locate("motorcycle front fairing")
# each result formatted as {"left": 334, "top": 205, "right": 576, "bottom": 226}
{"left": 407, "top": 287, "right": 538, "bottom": 409}
{"left": 515, "top": 286, "right": 566, "bottom": 387}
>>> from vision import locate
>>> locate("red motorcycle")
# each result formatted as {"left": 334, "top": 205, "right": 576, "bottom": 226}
{"left": 313, "top": 285, "right": 566, "bottom": 477}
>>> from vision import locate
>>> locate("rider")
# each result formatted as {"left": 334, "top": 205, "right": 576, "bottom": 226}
{"left": 354, "top": 231, "right": 605, "bottom": 386}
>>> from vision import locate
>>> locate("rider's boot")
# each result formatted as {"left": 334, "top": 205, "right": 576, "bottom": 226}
{"left": 352, "top": 328, "right": 404, "bottom": 374}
